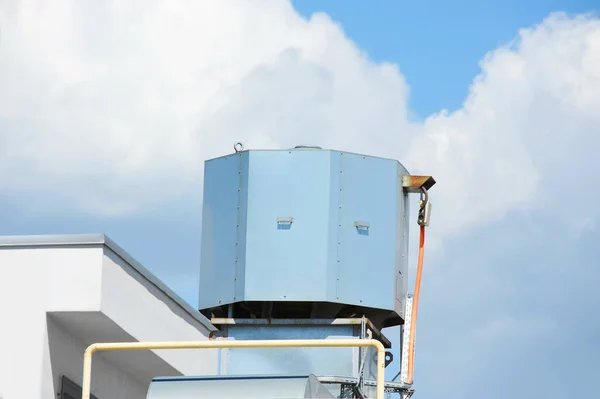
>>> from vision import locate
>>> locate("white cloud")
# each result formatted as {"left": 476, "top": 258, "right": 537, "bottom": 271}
{"left": 0, "top": 2, "right": 598, "bottom": 235}
{"left": 407, "top": 12, "right": 600, "bottom": 235}
{"left": 0, "top": 0, "right": 410, "bottom": 215}
{"left": 1, "top": 4, "right": 599, "bottom": 396}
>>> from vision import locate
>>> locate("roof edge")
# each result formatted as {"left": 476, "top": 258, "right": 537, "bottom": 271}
{"left": 0, "top": 233, "right": 216, "bottom": 332}
{"left": 102, "top": 235, "right": 216, "bottom": 332}
{"left": 0, "top": 233, "right": 107, "bottom": 247}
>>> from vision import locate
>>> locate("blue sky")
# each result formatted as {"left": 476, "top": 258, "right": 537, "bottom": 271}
{"left": 292, "top": 0, "right": 598, "bottom": 116}
{"left": 1, "top": 1, "right": 599, "bottom": 398}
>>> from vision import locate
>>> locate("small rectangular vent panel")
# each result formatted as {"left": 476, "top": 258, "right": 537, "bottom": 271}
{"left": 354, "top": 221, "right": 370, "bottom": 236}
{"left": 277, "top": 217, "right": 294, "bottom": 230}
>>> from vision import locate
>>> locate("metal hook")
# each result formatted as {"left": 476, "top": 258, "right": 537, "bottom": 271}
{"left": 417, "top": 187, "right": 430, "bottom": 226}
{"left": 419, "top": 187, "right": 429, "bottom": 205}
{"left": 234, "top": 142, "right": 244, "bottom": 153}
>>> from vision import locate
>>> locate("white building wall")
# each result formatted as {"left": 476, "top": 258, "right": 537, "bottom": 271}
{"left": 0, "top": 236, "right": 219, "bottom": 399}
{"left": 0, "top": 306, "right": 46, "bottom": 399}
{"left": 0, "top": 246, "right": 103, "bottom": 399}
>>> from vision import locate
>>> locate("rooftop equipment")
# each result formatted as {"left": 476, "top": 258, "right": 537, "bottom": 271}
{"left": 196, "top": 144, "right": 433, "bottom": 397}
{"left": 81, "top": 144, "right": 435, "bottom": 399}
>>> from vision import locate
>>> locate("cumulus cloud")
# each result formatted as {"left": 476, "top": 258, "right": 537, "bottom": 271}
{"left": 1, "top": 2, "right": 599, "bottom": 397}
{"left": 407, "top": 12, "right": 600, "bottom": 235}
{"left": 2, "top": 2, "right": 597, "bottom": 237}
{"left": 0, "top": 0, "right": 410, "bottom": 215}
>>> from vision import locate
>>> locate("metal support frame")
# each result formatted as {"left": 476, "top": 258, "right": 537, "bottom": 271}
{"left": 401, "top": 175, "right": 436, "bottom": 193}
{"left": 317, "top": 376, "right": 413, "bottom": 397}
{"left": 81, "top": 338, "right": 387, "bottom": 399}
{"left": 399, "top": 295, "right": 414, "bottom": 385}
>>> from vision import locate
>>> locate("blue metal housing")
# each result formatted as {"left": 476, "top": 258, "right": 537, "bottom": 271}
{"left": 199, "top": 147, "right": 410, "bottom": 327}
{"left": 148, "top": 318, "right": 390, "bottom": 398}
{"left": 212, "top": 318, "right": 384, "bottom": 382}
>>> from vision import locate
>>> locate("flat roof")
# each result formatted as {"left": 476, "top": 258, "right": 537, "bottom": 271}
{"left": 0, "top": 233, "right": 216, "bottom": 332}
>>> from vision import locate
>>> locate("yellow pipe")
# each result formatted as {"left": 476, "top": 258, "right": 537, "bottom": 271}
{"left": 82, "top": 338, "right": 386, "bottom": 399}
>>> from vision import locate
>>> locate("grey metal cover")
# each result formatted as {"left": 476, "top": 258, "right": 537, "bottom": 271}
{"left": 146, "top": 374, "right": 336, "bottom": 398}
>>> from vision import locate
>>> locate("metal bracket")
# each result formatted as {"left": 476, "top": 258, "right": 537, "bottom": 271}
{"left": 385, "top": 351, "right": 394, "bottom": 367}
{"left": 317, "top": 376, "right": 413, "bottom": 397}
{"left": 402, "top": 175, "right": 434, "bottom": 227}
{"left": 400, "top": 296, "right": 413, "bottom": 385}
{"left": 401, "top": 175, "right": 436, "bottom": 193}
{"left": 417, "top": 188, "right": 432, "bottom": 227}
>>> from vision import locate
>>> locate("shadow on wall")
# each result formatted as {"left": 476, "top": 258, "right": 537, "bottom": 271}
{"left": 103, "top": 245, "right": 215, "bottom": 336}
{"left": 59, "top": 375, "right": 98, "bottom": 399}
{"left": 46, "top": 314, "right": 89, "bottom": 399}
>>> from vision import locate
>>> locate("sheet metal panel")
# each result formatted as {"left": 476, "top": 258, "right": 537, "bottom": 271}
{"left": 220, "top": 324, "right": 362, "bottom": 377}
{"left": 244, "top": 150, "right": 332, "bottom": 301}
{"left": 335, "top": 152, "right": 399, "bottom": 310}
{"left": 199, "top": 152, "right": 248, "bottom": 308}
{"left": 199, "top": 148, "right": 411, "bottom": 321}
